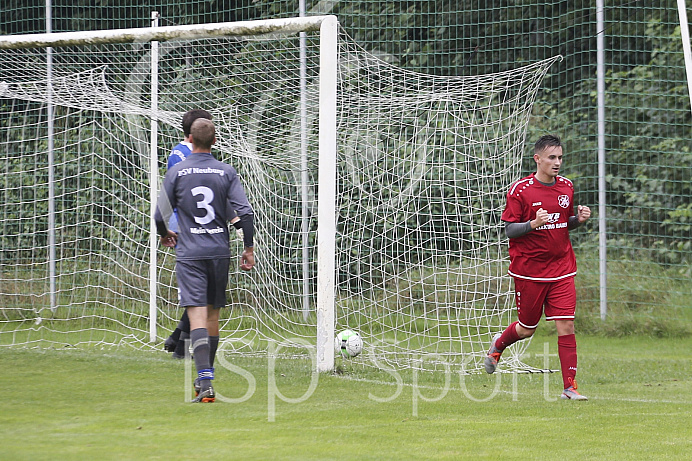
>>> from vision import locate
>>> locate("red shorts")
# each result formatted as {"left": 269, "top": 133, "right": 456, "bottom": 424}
{"left": 513, "top": 277, "right": 576, "bottom": 329}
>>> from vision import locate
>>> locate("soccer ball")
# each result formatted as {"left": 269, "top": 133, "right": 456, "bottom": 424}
{"left": 334, "top": 329, "right": 363, "bottom": 358}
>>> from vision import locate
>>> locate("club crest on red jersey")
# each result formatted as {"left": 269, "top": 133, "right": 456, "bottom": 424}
{"left": 557, "top": 195, "right": 570, "bottom": 208}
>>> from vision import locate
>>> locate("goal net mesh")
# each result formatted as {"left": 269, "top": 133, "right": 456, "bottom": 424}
{"left": 0, "top": 25, "right": 559, "bottom": 372}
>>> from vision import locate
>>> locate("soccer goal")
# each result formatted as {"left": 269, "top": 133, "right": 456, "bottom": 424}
{"left": 0, "top": 15, "right": 560, "bottom": 373}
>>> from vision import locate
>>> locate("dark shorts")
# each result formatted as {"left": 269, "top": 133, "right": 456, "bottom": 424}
{"left": 513, "top": 276, "right": 576, "bottom": 329}
{"left": 175, "top": 258, "right": 230, "bottom": 308}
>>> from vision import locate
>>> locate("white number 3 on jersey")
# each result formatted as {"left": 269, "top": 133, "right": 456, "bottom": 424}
{"left": 191, "top": 186, "right": 215, "bottom": 225}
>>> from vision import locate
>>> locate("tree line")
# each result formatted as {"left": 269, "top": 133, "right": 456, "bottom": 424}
{"left": 1, "top": 1, "right": 690, "bottom": 269}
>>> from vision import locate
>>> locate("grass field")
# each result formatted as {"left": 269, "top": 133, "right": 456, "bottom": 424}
{"left": 1, "top": 330, "right": 690, "bottom": 460}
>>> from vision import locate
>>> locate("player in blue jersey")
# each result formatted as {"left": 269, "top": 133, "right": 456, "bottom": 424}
{"left": 163, "top": 109, "right": 213, "bottom": 359}
{"left": 155, "top": 118, "right": 255, "bottom": 403}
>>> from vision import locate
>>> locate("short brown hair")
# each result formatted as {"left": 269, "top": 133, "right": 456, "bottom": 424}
{"left": 182, "top": 109, "right": 212, "bottom": 137}
{"left": 534, "top": 134, "right": 562, "bottom": 153}
{"left": 190, "top": 118, "right": 215, "bottom": 150}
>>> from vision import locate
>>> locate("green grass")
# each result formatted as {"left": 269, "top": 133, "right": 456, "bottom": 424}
{"left": 574, "top": 256, "right": 692, "bottom": 337}
{"left": 1, "top": 331, "right": 691, "bottom": 460}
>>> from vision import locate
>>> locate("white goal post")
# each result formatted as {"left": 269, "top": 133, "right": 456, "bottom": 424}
{"left": 0, "top": 15, "right": 560, "bottom": 374}
{"left": 0, "top": 15, "right": 339, "bottom": 372}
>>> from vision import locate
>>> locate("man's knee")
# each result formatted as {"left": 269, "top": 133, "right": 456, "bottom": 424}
{"left": 186, "top": 306, "right": 208, "bottom": 330}
{"left": 555, "top": 319, "right": 575, "bottom": 336}
{"left": 516, "top": 324, "right": 536, "bottom": 339}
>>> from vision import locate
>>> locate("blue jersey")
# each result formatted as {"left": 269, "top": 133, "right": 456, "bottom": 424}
{"left": 167, "top": 141, "right": 192, "bottom": 232}
{"left": 168, "top": 141, "right": 192, "bottom": 169}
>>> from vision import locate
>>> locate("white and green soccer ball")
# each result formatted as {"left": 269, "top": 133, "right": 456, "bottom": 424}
{"left": 334, "top": 329, "right": 363, "bottom": 358}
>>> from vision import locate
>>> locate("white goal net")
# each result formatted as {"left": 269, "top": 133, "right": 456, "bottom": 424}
{"left": 0, "top": 17, "right": 560, "bottom": 373}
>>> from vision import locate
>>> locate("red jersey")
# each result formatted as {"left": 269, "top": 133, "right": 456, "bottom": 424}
{"left": 501, "top": 173, "right": 577, "bottom": 281}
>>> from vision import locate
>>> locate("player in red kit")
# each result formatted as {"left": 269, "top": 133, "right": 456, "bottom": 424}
{"left": 485, "top": 135, "right": 591, "bottom": 400}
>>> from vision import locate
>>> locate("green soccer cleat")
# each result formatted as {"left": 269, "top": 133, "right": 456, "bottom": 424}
{"left": 484, "top": 333, "right": 503, "bottom": 374}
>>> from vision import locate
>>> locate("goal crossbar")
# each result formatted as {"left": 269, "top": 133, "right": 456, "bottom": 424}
{"left": 0, "top": 16, "right": 331, "bottom": 50}
{"left": 0, "top": 16, "right": 560, "bottom": 375}
{"left": 0, "top": 14, "right": 339, "bottom": 372}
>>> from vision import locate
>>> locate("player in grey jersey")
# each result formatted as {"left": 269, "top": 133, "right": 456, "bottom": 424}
{"left": 154, "top": 118, "right": 255, "bottom": 403}
{"left": 164, "top": 109, "right": 214, "bottom": 359}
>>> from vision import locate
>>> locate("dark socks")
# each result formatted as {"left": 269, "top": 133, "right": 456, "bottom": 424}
{"left": 209, "top": 335, "right": 220, "bottom": 368}
{"left": 174, "top": 331, "right": 189, "bottom": 357}
{"left": 180, "top": 310, "right": 190, "bottom": 334}
{"left": 169, "top": 311, "right": 190, "bottom": 344}
{"left": 190, "top": 328, "right": 213, "bottom": 392}
{"left": 169, "top": 327, "right": 182, "bottom": 343}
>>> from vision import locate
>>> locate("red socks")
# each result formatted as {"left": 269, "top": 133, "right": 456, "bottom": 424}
{"left": 558, "top": 334, "right": 578, "bottom": 389}
{"left": 497, "top": 321, "right": 521, "bottom": 351}
{"left": 496, "top": 324, "right": 579, "bottom": 389}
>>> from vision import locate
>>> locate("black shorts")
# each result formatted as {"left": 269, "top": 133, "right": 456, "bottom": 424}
{"left": 175, "top": 258, "right": 230, "bottom": 308}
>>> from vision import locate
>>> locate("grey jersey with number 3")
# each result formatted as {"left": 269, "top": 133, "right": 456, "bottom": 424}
{"left": 156, "top": 152, "right": 253, "bottom": 261}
